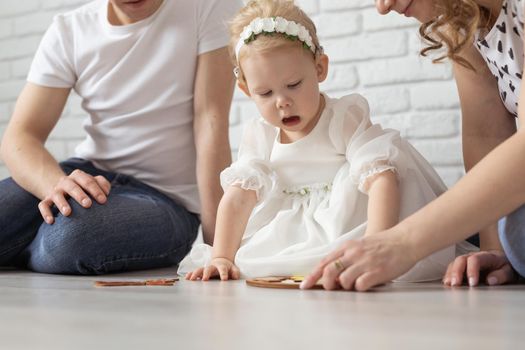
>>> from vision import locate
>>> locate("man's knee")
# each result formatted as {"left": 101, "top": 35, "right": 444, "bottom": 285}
{"left": 27, "top": 205, "right": 106, "bottom": 274}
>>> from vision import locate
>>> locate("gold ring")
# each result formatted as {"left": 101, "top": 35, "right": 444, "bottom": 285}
{"left": 334, "top": 259, "right": 345, "bottom": 271}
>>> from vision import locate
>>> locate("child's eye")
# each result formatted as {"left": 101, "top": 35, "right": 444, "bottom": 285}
{"left": 288, "top": 80, "right": 302, "bottom": 88}
{"left": 259, "top": 91, "right": 272, "bottom": 97}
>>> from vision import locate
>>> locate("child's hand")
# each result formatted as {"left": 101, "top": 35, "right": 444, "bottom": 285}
{"left": 443, "top": 250, "right": 518, "bottom": 287}
{"left": 185, "top": 257, "right": 241, "bottom": 281}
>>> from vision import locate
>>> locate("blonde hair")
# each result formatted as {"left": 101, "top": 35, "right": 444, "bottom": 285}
{"left": 419, "top": 0, "right": 493, "bottom": 69}
{"left": 229, "top": 0, "right": 321, "bottom": 83}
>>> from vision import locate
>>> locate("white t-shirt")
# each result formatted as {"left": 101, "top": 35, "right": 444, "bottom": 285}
{"left": 27, "top": 0, "right": 242, "bottom": 214}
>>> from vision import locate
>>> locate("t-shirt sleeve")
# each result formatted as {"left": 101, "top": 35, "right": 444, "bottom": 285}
{"left": 196, "top": 0, "right": 243, "bottom": 55}
{"left": 27, "top": 15, "right": 76, "bottom": 88}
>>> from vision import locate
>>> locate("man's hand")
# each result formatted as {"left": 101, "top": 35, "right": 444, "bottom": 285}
{"left": 39, "top": 169, "right": 111, "bottom": 224}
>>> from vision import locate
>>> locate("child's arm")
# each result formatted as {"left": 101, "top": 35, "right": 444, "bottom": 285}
{"left": 186, "top": 185, "right": 258, "bottom": 281}
{"left": 363, "top": 170, "right": 400, "bottom": 236}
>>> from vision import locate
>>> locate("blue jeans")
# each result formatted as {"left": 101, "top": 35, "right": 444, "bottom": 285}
{"left": 499, "top": 204, "right": 525, "bottom": 278}
{"left": 0, "top": 158, "right": 199, "bottom": 275}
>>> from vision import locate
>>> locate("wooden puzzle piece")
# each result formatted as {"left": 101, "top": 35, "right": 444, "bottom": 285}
{"left": 94, "top": 278, "right": 179, "bottom": 287}
{"left": 246, "top": 276, "right": 323, "bottom": 289}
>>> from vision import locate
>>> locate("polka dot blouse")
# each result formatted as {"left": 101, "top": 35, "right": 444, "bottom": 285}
{"left": 475, "top": 0, "right": 524, "bottom": 117}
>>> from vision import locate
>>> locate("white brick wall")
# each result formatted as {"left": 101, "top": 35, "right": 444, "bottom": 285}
{"left": 0, "top": 0, "right": 464, "bottom": 186}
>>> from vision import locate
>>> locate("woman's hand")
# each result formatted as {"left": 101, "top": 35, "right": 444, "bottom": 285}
{"left": 443, "top": 250, "right": 518, "bottom": 287}
{"left": 38, "top": 169, "right": 111, "bottom": 224}
{"left": 185, "top": 257, "right": 241, "bottom": 281}
{"left": 301, "top": 230, "right": 419, "bottom": 291}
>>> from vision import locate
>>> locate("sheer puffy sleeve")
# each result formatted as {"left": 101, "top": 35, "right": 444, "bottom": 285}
{"left": 328, "top": 94, "right": 406, "bottom": 194}
{"left": 220, "top": 118, "right": 278, "bottom": 202}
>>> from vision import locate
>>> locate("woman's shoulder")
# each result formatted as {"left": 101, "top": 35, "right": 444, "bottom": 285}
{"left": 509, "top": 0, "right": 525, "bottom": 22}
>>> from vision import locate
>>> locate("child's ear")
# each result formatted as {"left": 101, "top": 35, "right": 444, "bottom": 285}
{"left": 237, "top": 80, "right": 251, "bottom": 97}
{"left": 316, "top": 54, "right": 329, "bottom": 83}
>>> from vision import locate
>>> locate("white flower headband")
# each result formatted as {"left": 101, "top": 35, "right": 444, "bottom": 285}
{"left": 233, "top": 16, "right": 318, "bottom": 78}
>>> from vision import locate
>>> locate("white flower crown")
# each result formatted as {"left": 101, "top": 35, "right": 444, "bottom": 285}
{"left": 233, "top": 16, "right": 318, "bottom": 78}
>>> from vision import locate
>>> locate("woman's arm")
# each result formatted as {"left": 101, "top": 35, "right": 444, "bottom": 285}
{"left": 364, "top": 170, "right": 400, "bottom": 236}
{"left": 193, "top": 47, "right": 235, "bottom": 245}
{"left": 453, "top": 44, "right": 516, "bottom": 251}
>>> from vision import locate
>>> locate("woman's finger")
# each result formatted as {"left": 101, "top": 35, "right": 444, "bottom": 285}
{"left": 301, "top": 244, "right": 348, "bottom": 289}
{"left": 449, "top": 255, "right": 468, "bottom": 286}
{"left": 320, "top": 255, "right": 350, "bottom": 290}
{"left": 443, "top": 261, "right": 455, "bottom": 286}
{"left": 486, "top": 264, "right": 518, "bottom": 286}
{"left": 465, "top": 255, "right": 482, "bottom": 287}
{"left": 338, "top": 263, "right": 363, "bottom": 290}
{"left": 354, "top": 270, "right": 384, "bottom": 292}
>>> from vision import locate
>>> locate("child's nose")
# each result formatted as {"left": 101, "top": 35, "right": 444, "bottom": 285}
{"left": 375, "top": 0, "right": 394, "bottom": 14}
{"left": 276, "top": 95, "right": 292, "bottom": 109}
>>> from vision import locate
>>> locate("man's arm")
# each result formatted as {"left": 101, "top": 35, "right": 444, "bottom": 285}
{"left": 0, "top": 83, "right": 110, "bottom": 224}
{"left": 193, "top": 47, "right": 236, "bottom": 244}
{"left": 1, "top": 83, "right": 70, "bottom": 198}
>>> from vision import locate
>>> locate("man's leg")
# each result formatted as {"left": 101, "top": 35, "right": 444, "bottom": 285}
{"left": 0, "top": 177, "right": 42, "bottom": 265}
{"left": 0, "top": 158, "right": 103, "bottom": 267}
{"left": 499, "top": 204, "right": 525, "bottom": 278}
{"left": 16, "top": 172, "right": 200, "bottom": 274}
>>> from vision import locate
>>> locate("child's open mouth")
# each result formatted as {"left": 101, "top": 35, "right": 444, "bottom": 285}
{"left": 282, "top": 116, "right": 301, "bottom": 126}
{"left": 124, "top": 0, "right": 147, "bottom": 7}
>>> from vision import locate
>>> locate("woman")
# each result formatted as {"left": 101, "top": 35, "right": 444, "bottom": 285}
{"left": 301, "top": 0, "right": 525, "bottom": 291}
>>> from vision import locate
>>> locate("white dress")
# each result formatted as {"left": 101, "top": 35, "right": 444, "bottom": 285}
{"left": 178, "top": 93, "right": 472, "bottom": 281}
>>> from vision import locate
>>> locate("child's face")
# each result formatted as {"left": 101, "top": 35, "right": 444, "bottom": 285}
{"left": 108, "top": 0, "right": 163, "bottom": 24}
{"left": 375, "top": 0, "right": 437, "bottom": 23}
{"left": 239, "top": 45, "right": 328, "bottom": 142}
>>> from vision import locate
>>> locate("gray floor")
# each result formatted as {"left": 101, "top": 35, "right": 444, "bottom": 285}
{"left": 1, "top": 267, "right": 524, "bottom": 350}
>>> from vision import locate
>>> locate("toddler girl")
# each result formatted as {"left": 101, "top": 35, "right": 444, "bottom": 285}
{"left": 179, "top": 0, "right": 473, "bottom": 282}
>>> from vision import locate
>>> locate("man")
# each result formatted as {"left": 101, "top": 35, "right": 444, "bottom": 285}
{"left": 0, "top": 0, "right": 242, "bottom": 274}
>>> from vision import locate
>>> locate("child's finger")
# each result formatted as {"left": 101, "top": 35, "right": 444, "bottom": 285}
{"left": 217, "top": 265, "right": 229, "bottom": 281}
{"left": 190, "top": 267, "right": 205, "bottom": 281}
{"left": 231, "top": 265, "right": 241, "bottom": 280}
{"left": 202, "top": 266, "right": 215, "bottom": 281}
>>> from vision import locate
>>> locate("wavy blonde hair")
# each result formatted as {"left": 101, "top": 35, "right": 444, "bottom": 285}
{"left": 420, "top": 0, "right": 493, "bottom": 69}
{"left": 229, "top": 0, "right": 321, "bottom": 83}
